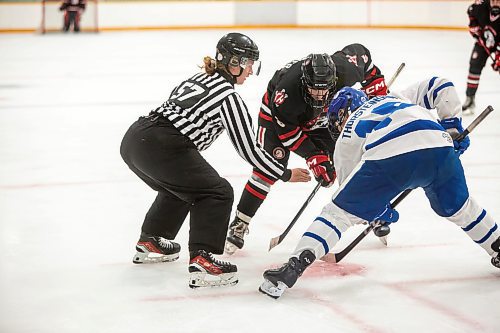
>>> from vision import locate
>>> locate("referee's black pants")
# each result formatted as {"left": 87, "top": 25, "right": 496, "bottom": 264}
{"left": 120, "top": 116, "right": 234, "bottom": 255}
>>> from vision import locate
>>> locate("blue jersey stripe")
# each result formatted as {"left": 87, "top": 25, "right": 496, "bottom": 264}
{"left": 303, "top": 232, "right": 329, "bottom": 254}
{"left": 365, "top": 120, "right": 444, "bottom": 151}
{"left": 428, "top": 76, "right": 438, "bottom": 91}
{"left": 432, "top": 82, "right": 454, "bottom": 101}
{"left": 315, "top": 217, "right": 342, "bottom": 239}
{"left": 424, "top": 77, "right": 438, "bottom": 108}
{"left": 424, "top": 94, "right": 431, "bottom": 109}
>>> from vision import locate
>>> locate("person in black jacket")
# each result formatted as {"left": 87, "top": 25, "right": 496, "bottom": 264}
{"left": 120, "top": 32, "right": 310, "bottom": 289}
{"left": 462, "top": 0, "right": 500, "bottom": 114}
{"left": 59, "top": 0, "right": 86, "bottom": 32}
{"left": 225, "top": 44, "right": 387, "bottom": 255}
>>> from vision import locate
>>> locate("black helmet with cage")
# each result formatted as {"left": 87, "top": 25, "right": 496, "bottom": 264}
{"left": 216, "top": 32, "right": 261, "bottom": 78}
{"left": 301, "top": 53, "right": 337, "bottom": 113}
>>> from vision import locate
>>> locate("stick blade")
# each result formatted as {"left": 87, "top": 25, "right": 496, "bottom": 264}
{"left": 320, "top": 253, "right": 338, "bottom": 263}
{"left": 268, "top": 236, "right": 280, "bottom": 251}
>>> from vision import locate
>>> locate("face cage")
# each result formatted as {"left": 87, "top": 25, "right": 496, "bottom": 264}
{"left": 238, "top": 56, "right": 261, "bottom": 76}
{"left": 303, "top": 85, "right": 335, "bottom": 112}
{"left": 327, "top": 99, "right": 352, "bottom": 140}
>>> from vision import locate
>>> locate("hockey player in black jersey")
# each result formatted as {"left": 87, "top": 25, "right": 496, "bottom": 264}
{"left": 59, "top": 0, "right": 86, "bottom": 32}
{"left": 462, "top": 0, "right": 500, "bottom": 113}
{"left": 120, "top": 33, "right": 310, "bottom": 289}
{"left": 225, "top": 43, "right": 387, "bottom": 255}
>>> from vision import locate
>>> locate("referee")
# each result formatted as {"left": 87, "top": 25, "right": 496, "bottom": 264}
{"left": 120, "top": 32, "right": 310, "bottom": 288}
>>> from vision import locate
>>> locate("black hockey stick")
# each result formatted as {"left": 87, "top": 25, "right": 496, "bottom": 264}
{"left": 386, "top": 62, "right": 405, "bottom": 88}
{"left": 268, "top": 63, "right": 406, "bottom": 251}
{"left": 269, "top": 181, "right": 322, "bottom": 251}
{"left": 321, "top": 105, "right": 494, "bottom": 263}
{"left": 477, "top": 38, "right": 498, "bottom": 71}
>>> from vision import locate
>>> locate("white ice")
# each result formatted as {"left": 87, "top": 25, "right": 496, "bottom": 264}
{"left": 0, "top": 29, "right": 499, "bottom": 333}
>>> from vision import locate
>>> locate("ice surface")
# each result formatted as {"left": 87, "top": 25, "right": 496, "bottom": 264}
{"left": 1, "top": 29, "right": 499, "bottom": 333}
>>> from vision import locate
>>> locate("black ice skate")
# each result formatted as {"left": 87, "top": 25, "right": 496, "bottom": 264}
{"left": 259, "top": 250, "right": 316, "bottom": 299}
{"left": 462, "top": 95, "right": 476, "bottom": 115}
{"left": 224, "top": 215, "right": 250, "bottom": 255}
{"left": 491, "top": 237, "right": 500, "bottom": 269}
{"left": 133, "top": 232, "right": 181, "bottom": 264}
{"left": 188, "top": 250, "right": 238, "bottom": 288}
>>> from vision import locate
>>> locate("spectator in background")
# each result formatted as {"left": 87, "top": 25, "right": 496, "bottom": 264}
{"left": 60, "top": 0, "right": 86, "bottom": 32}
{"left": 462, "top": 0, "right": 500, "bottom": 114}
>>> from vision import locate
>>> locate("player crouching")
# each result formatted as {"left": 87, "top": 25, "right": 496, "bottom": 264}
{"left": 260, "top": 78, "right": 500, "bottom": 299}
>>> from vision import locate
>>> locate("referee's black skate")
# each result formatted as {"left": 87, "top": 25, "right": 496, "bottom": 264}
{"left": 224, "top": 214, "right": 250, "bottom": 255}
{"left": 133, "top": 232, "right": 181, "bottom": 264}
{"left": 259, "top": 250, "right": 316, "bottom": 299}
{"left": 491, "top": 237, "right": 500, "bottom": 269}
{"left": 188, "top": 250, "right": 238, "bottom": 288}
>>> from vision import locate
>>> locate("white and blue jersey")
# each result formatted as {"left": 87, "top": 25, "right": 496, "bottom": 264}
{"left": 334, "top": 77, "right": 460, "bottom": 184}
{"left": 292, "top": 78, "right": 499, "bottom": 260}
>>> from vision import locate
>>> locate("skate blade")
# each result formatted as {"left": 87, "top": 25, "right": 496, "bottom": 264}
{"left": 462, "top": 107, "right": 475, "bottom": 115}
{"left": 132, "top": 251, "right": 179, "bottom": 264}
{"left": 189, "top": 272, "right": 238, "bottom": 289}
{"left": 258, "top": 279, "right": 287, "bottom": 299}
{"left": 224, "top": 241, "right": 239, "bottom": 255}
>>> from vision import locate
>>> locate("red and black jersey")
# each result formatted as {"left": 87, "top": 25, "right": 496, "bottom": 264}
{"left": 259, "top": 43, "right": 383, "bottom": 160}
{"left": 468, "top": 0, "right": 500, "bottom": 50}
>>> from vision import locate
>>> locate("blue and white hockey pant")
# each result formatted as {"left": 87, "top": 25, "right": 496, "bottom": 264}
{"left": 294, "top": 147, "right": 499, "bottom": 258}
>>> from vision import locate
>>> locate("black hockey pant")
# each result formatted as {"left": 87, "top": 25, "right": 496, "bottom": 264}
{"left": 120, "top": 117, "right": 234, "bottom": 255}
{"left": 63, "top": 11, "right": 81, "bottom": 32}
{"left": 466, "top": 41, "right": 489, "bottom": 97}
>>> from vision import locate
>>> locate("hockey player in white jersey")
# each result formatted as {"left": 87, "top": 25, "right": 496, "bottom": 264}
{"left": 259, "top": 77, "right": 500, "bottom": 299}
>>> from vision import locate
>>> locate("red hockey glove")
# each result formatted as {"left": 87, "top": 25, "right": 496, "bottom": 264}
{"left": 361, "top": 76, "right": 388, "bottom": 98}
{"left": 306, "top": 154, "right": 336, "bottom": 187}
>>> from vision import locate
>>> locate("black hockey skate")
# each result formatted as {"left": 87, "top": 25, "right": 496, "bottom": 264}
{"left": 188, "top": 250, "right": 238, "bottom": 288}
{"left": 491, "top": 237, "right": 500, "bottom": 269}
{"left": 259, "top": 250, "right": 316, "bottom": 299}
{"left": 133, "top": 232, "right": 181, "bottom": 264}
{"left": 224, "top": 215, "right": 250, "bottom": 255}
{"left": 462, "top": 95, "right": 476, "bottom": 115}
{"left": 373, "top": 224, "right": 391, "bottom": 237}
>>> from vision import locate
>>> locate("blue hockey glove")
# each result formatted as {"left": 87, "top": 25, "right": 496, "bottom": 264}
{"left": 438, "top": 117, "right": 471, "bottom": 155}
{"left": 373, "top": 205, "right": 399, "bottom": 225}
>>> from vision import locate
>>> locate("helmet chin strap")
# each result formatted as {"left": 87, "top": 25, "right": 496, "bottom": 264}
{"left": 232, "top": 66, "right": 244, "bottom": 83}
{"left": 226, "top": 64, "right": 244, "bottom": 83}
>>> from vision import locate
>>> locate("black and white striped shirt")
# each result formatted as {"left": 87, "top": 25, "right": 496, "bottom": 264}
{"left": 151, "top": 71, "right": 286, "bottom": 182}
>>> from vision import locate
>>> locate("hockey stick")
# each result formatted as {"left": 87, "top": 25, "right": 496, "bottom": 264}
{"left": 321, "top": 104, "right": 494, "bottom": 263}
{"left": 268, "top": 181, "right": 322, "bottom": 251}
{"left": 477, "top": 38, "right": 498, "bottom": 67}
{"left": 386, "top": 62, "right": 405, "bottom": 88}
{"left": 267, "top": 63, "right": 406, "bottom": 251}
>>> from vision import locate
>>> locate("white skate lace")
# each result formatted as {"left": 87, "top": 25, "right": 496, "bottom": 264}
{"left": 208, "top": 253, "right": 231, "bottom": 266}
{"left": 231, "top": 220, "right": 249, "bottom": 238}
{"left": 158, "top": 237, "right": 173, "bottom": 249}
